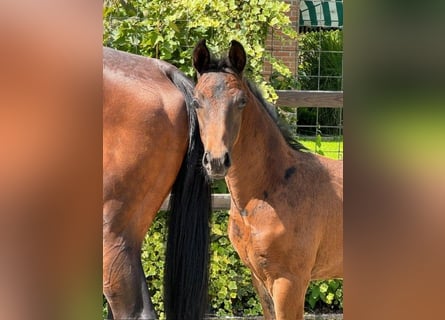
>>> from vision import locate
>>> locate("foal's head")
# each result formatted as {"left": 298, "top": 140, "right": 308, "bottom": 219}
{"left": 192, "top": 40, "right": 248, "bottom": 179}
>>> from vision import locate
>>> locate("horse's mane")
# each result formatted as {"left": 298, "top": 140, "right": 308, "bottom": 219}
{"left": 198, "top": 54, "right": 233, "bottom": 73}
{"left": 245, "top": 81, "right": 307, "bottom": 152}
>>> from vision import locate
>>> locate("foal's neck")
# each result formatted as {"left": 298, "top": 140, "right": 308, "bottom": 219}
{"left": 226, "top": 91, "right": 295, "bottom": 207}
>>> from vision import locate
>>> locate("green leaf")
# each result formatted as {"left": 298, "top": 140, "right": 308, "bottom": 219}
{"left": 270, "top": 17, "right": 279, "bottom": 26}
{"left": 227, "top": 281, "right": 237, "bottom": 290}
{"left": 326, "top": 292, "right": 335, "bottom": 304}
{"left": 319, "top": 282, "right": 329, "bottom": 293}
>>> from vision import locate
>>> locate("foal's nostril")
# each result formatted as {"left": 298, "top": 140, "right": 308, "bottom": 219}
{"left": 223, "top": 152, "right": 231, "bottom": 168}
{"left": 203, "top": 152, "right": 210, "bottom": 166}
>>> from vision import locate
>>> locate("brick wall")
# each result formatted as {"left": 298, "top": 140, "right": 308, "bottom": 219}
{"left": 263, "top": 0, "right": 299, "bottom": 80}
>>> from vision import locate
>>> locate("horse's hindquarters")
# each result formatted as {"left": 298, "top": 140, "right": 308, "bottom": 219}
{"left": 103, "top": 50, "right": 189, "bottom": 319}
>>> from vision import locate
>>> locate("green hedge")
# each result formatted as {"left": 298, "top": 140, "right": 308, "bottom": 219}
{"left": 103, "top": 0, "right": 297, "bottom": 101}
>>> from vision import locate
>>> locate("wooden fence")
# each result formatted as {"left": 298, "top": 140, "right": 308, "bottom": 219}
{"left": 160, "top": 90, "right": 343, "bottom": 211}
{"left": 276, "top": 90, "right": 343, "bottom": 108}
{"left": 160, "top": 194, "right": 231, "bottom": 211}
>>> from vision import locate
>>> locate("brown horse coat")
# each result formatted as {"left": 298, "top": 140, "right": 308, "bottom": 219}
{"left": 193, "top": 40, "right": 343, "bottom": 320}
{"left": 103, "top": 47, "right": 211, "bottom": 320}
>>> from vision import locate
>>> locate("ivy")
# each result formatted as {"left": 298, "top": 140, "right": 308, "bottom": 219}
{"left": 103, "top": 0, "right": 296, "bottom": 100}
{"left": 306, "top": 280, "right": 343, "bottom": 312}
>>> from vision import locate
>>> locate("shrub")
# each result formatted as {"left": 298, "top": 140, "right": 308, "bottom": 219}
{"left": 306, "top": 280, "right": 343, "bottom": 312}
{"left": 103, "top": 0, "right": 296, "bottom": 101}
{"left": 298, "top": 30, "right": 343, "bottom": 91}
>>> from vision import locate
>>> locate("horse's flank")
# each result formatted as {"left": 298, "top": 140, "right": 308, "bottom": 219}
{"left": 103, "top": 48, "right": 188, "bottom": 239}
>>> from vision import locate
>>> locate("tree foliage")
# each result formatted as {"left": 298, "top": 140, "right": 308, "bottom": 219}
{"left": 103, "top": 0, "right": 296, "bottom": 100}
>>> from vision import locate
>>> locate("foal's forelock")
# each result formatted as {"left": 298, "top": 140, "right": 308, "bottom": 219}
{"left": 197, "top": 72, "right": 243, "bottom": 98}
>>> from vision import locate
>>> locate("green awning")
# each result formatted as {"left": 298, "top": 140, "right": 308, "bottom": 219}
{"left": 299, "top": 0, "right": 343, "bottom": 28}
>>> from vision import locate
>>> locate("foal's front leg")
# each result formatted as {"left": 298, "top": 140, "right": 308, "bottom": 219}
{"left": 251, "top": 273, "right": 275, "bottom": 319}
{"left": 271, "top": 274, "right": 310, "bottom": 320}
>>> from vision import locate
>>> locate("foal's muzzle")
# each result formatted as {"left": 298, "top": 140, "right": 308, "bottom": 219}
{"left": 202, "top": 151, "right": 231, "bottom": 179}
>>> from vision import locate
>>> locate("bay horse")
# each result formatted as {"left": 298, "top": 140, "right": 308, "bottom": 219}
{"left": 192, "top": 40, "right": 343, "bottom": 320}
{"left": 103, "top": 47, "right": 212, "bottom": 319}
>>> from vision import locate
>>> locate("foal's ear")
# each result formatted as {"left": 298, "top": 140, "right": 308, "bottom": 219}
{"left": 228, "top": 40, "right": 246, "bottom": 74}
{"left": 193, "top": 39, "right": 211, "bottom": 75}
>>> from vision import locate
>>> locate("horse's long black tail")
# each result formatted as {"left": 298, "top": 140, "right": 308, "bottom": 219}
{"left": 163, "top": 67, "right": 212, "bottom": 320}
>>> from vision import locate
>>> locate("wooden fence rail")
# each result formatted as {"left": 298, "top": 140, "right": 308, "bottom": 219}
{"left": 160, "top": 194, "right": 231, "bottom": 211}
{"left": 276, "top": 90, "right": 343, "bottom": 108}
{"left": 160, "top": 90, "right": 343, "bottom": 211}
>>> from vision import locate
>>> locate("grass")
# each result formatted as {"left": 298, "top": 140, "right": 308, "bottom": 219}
{"left": 299, "top": 139, "right": 343, "bottom": 160}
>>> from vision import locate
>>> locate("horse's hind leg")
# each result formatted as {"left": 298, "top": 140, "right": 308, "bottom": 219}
{"left": 103, "top": 224, "right": 157, "bottom": 320}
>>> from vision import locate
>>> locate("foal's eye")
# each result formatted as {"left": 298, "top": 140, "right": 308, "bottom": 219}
{"left": 238, "top": 96, "right": 247, "bottom": 109}
{"left": 192, "top": 98, "right": 201, "bottom": 109}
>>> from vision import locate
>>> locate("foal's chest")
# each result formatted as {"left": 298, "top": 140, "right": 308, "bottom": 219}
{"left": 227, "top": 200, "right": 287, "bottom": 260}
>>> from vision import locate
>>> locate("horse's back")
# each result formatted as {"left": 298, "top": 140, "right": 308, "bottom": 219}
{"left": 319, "top": 155, "right": 343, "bottom": 200}
{"left": 103, "top": 48, "right": 188, "bottom": 238}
